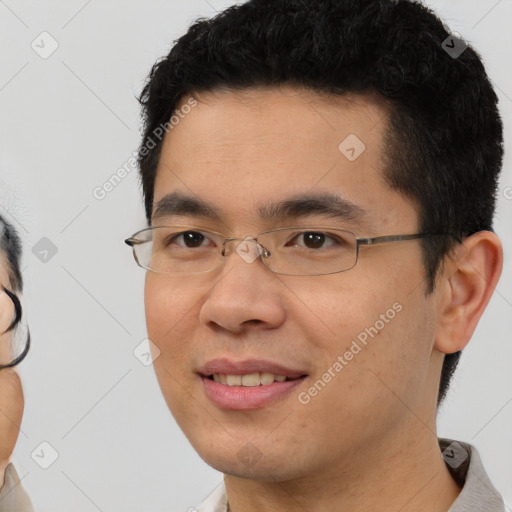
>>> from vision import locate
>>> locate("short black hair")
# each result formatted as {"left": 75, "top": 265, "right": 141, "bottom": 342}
{"left": 136, "top": 0, "right": 503, "bottom": 406}
{"left": 0, "top": 215, "right": 23, "bottom": 293}
{"left": 0, "top": 215, "right": 29, "bottom": 368}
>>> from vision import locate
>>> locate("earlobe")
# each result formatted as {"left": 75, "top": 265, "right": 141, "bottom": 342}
{"left": 434, "top": 231, "right": 503, "bottom": 354}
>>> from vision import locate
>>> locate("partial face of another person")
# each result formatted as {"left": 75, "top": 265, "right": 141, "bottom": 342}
{"left": 0, "top": 255, "right": 16, "bottom": 366}
{"left": 144, "top": 86, "right": 448, "bottom": 481}
{"left": 0, "top": 253, "right": 24, "bottom": 470}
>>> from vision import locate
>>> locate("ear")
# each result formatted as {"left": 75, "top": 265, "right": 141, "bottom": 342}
{"left": 434, "top": 231, "right": 503, "bottom": 354}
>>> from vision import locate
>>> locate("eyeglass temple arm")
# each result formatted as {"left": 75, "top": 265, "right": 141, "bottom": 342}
{"left": 124, "top": 238, "right": 142, "bottom": 247}
{"left": 357, "top": 233, "right": 460, "bottom": 247}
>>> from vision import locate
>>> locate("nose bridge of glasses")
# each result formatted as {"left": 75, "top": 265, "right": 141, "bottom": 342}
{"left": 221, "top": 236, "right": 270, "bottom": 258}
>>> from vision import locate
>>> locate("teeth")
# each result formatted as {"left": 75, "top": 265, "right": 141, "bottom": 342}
{"left": 226, "top": 374, "right": 242, "bottom": 386}
{"left": 211, "top": 373, "right": 289, "bottom": 386}
{"left": 260, "top": 372, "right": 275, "bottom": 385}
{"left": 241, "top": 373, "right": 260, "bottom": 387}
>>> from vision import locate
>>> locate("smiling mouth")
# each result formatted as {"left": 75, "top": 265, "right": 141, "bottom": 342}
{"left": 204, "top": 373, "right": 305, "bottom": 386}
{"left": 200, "top": 366, "right": 308, "bottom": 410}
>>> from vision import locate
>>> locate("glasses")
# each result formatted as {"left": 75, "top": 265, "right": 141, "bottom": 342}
{"left": 0, "top": 286, "right": 30, "bottom": 369}
{"left": 125, "top": 225, "right": 458, "bottom": 277}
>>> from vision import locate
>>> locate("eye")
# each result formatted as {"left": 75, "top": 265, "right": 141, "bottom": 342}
{"left": 287, "top": 231, "right": 340, "bottom": 250}
{"left": 169, "top": 231, "right": 211, "bottom": 248}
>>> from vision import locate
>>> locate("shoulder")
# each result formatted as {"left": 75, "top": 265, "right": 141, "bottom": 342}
{"left": 0, "top": 463, "right": 34, "bottom": 512}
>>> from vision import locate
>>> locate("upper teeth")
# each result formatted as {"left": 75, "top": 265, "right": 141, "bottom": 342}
{"left": 212, "top": 373, "right": 287, "bottom": 386}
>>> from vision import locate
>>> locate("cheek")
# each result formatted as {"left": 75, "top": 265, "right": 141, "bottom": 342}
{"left": 144, "top": 276, "right": 198, "bottom": 417}
{"left": 292, "top": 268, "right": 435, "bottom": 405}
{"left": 293, "top": 298, "right": 434, "bottom": 456}
{"left": 144, "top": 279, "right": 168, "bottom": 348}
{"left": 343, "top": 291, "right": 435, "bottom": 412}
{"left": 145, "top": 275, "right": 194, "bottom": 339}
{"left": 282, "top": 273, "right": 396, "bottom": 355}
{"left": 144, "top": 275, "right": 199, "bottom": 375}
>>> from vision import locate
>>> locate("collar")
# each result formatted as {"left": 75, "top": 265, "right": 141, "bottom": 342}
{"left": 438, "top": 438, "right": 504, "bottom": 511}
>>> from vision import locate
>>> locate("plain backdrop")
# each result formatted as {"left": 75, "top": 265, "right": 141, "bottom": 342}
{"left": 0, "top": 1, "right": 510, "bottom": 510}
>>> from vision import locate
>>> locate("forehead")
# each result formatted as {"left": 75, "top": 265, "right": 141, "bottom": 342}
{"left": 172, "top": 85, "right": 388, "bottom": 153}
{"left": 153, "top": 86, "right": 417, "bottom": 231}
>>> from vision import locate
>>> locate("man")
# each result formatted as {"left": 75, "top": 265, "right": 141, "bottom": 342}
{"left": 0, "top": 215, "right": 33, "bottom": 511}
{"left": 125, "top": 0, "right": 506, "bottom": 509}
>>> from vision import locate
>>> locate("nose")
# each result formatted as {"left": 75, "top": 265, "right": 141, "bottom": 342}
{"left": 199, "top": 240, "right": 285, "bottom": 334}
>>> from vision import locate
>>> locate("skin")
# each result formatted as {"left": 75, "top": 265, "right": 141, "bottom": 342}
{"left": 0, "top": 257, "right": 24, "bottom": 489}
{"left": 144, "top": 86, "right": 503, "bottom": 512}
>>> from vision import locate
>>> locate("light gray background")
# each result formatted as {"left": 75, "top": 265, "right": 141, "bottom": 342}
{"left": 0, "top": 1, "right": 510, "bottom": 510}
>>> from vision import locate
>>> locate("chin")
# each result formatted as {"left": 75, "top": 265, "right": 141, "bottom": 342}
{"left": 194, "top": 442, "right": 308, "bottom": 482}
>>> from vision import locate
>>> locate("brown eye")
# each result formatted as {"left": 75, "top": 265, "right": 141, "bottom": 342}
{"left": 288, "top": 231, "right": 339, "bottom": 250}
{"left": 174, "top": 231, "right": 207, "bottom": 248}
{"left": 302, "top": 232, "right": 326, "bottom": 249}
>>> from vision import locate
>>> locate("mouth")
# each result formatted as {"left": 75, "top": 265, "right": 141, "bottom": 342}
{"left": 205, "top": 372, "right": 298, "bottom": 386}
{"left": 197, "top": 359, "right": 308, "bottom": 410}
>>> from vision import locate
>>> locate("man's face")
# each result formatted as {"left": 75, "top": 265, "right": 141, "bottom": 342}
{"left": 145, "top": 87, "right": 443, "bottom": 481}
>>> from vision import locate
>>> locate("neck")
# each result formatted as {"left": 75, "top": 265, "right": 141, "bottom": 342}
{"left": 224, "top": 425, "right": 461, "bottom": 512}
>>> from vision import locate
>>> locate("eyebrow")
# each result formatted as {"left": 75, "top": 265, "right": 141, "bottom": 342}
{"left": 152, "top": 191, "right": 366, "bottom": 225}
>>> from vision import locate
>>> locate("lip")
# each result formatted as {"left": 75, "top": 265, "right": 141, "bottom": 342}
{"left": 201, "top": 375, "right": 306, "bottom": 410}
{"left": 197, "top": 358, "right": 307, "bottom": 379}
{"left": 197, "top": 358, "right": 308, "bottom": 411}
